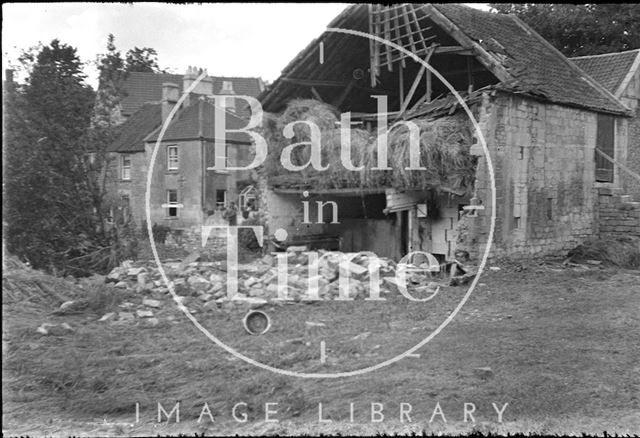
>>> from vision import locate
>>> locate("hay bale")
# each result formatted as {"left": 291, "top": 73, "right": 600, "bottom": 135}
{"left": 262, "top": 99, "right": 477, "bottom": 194}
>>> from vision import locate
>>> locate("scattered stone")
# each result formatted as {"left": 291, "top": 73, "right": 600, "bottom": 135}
{"left": 199, "top": 293, "right": 213, "bottom": 302}
{"left": 473, "top": 367, "right": 494, "bottom": 380}
{"left": 55, "top": 300, "right": 87, "bottom": 314}
{"left": 118, "top": 312, "right": 135, "bottom": 322}
{"left": 141, "top": 317, "right": 160, "bottom": 327}
{"left": 305, "top": 321, "right": 326, "bottom": 328}
{"left": 127, "top": 267, "right": 146, "bottom": 276}
{"left": 244, "top": 277, "right": 258, "bottom": 288}
{"left": 342, "top": 261, "right": 368, "bottom": 276}
{"left": 115, "top": 281, "right": 128, "bottom": 289}
{"left": 136, "top": 309, "right": 154, "bottom": 318}
{"left": 37, "top": 322, "right": 74, "bottom": 336}
{"left": 136, "top": 272, "right": 148, "bottom": 292}
{"left": 178, "top": 250, "right": 202, "bottom": 271}
{"left": 142, "top": 298, "right": 162, "bottom": 308}
{"left": 99, "top": 312, "right": 116, "bottom": 322}
{"left": 586, "top": 260, "right": 602, "bottom": 265}
{"left": 489, "top": 267, "right": 501, "bottom": 271}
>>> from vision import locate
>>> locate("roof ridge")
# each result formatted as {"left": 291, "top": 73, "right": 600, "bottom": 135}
{"left": 509, "top": 14, "right": 630, "bottom": 114}
{"left": 571, "top": 48, "right": 640, "bottom": 59}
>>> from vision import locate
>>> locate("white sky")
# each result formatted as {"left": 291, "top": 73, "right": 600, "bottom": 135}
{"left": 2, "top": 3, "right": 490, "bottom": 88}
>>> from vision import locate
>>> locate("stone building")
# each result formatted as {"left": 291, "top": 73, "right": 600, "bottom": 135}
{"left": 106, "top": 69, "right": 264, "bottom": 228}
{"left": 255, "top": 3, "right": 639, "bottom": 261}
{"left": 572, "top": 49, "right": 640, "bottom": 197}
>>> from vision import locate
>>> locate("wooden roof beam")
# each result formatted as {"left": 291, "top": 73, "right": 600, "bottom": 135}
{"left": 420, "top": 4, "right": 513, "bottom": 84}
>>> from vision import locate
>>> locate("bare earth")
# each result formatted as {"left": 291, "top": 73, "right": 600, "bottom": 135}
{"left": 3, "top": 261, "right": 640, "bottom": 436}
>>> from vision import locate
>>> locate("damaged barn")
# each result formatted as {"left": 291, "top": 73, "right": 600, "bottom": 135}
{"left": 255, "top": 3, "right": 633, "bottom": 263}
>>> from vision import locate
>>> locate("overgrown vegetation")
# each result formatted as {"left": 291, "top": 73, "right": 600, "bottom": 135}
{"left": 567, "top": 236, "right": 640, "bottom": 268}
{"left": 4, "top": 36, "right": 161, "bottom": 276}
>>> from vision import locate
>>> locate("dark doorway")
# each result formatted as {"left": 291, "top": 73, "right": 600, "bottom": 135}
{"left": 595, "top": 114, "right": 615, "bottom": 183}
{"left": 400, "top": 210, "right": 409, "bottom": 256}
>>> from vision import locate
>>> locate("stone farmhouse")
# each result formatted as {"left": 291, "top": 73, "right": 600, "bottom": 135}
{"left": 106, "top": 69, "right": 264, "bottom": 228}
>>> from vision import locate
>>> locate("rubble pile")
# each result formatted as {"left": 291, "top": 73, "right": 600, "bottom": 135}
{"left": 61, "top": 248, "right": 456, "bottom": 326}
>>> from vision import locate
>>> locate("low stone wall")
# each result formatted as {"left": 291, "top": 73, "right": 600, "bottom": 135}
{"left": 597, "top": 188, "right": 640, "bottom": 238}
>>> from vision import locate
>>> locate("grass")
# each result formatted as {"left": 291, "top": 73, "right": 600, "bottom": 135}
{"left": 3, "top": 261, "right": 640, "bottom": 436}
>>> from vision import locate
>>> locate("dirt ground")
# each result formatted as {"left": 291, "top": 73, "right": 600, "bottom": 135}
{"left": 3, "top": 259, "right": 640, "bottom": 436}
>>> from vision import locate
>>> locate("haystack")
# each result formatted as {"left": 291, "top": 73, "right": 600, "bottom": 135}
{"left": 262, "top": 99, "right": 477, "bottom": 194}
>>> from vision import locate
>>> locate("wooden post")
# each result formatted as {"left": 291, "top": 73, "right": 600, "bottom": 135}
{"left": 310, "top": 87, "right": 323, "bottom": 102}
{"left": 466, "top": 56, "right": 474, "bottom": 94}
{"left": 399, "top": 63, "right": 404, "bottom": 110}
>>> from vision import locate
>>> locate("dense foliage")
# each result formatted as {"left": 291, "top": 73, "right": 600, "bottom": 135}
{"left": 3, "top": 36, "right": 152, "bottom": 276}
{"left": 491, "top": 4, "right": 640, "bottom": 56}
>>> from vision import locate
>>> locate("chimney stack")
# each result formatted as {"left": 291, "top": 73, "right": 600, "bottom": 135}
{"left": 161, "top": 82, "right": 179, "bottom": 122}
{"left": 219, "top": 80, "right": 236, "bottom": 113}
{"left": 183, "top": 66, "right": 213, "bottom": 97}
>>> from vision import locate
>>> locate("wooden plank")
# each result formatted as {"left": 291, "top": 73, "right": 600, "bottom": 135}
{"left": 399, "top": 63, "right": 404, "bottom": 110}
{"left": 391, "top": 7, "right": 406, "bottom": 68}
{"left": 368, "top": 4, "right": 376, "bottom": 88}
{"left": 466, "top": 58, "right": 473, "bottom": 90}
{"left": 408, "top": 4, "right": 430, "bottom": 55}
{"left": 332, "top": 79, "right": 356, "bottom": 108}
{"left": 400, "top": 4, "right": 419, "bottom": 56}
{"left": 384, "top": 8, "right": 393, "bottom": 72}
{"left": 279, "top": 77, "right": 396, "bottom": 97}
{"left": 397, "top": 65, "right": 426, "bottom": 117}
{"left": 373, "top": 4, "right": 381, "bottom": 84}
{"left": 310, "top": 87, "right": 323, "bottom": 102}
{"left": 396, "top": 47, "right": 436, "bottom": 118}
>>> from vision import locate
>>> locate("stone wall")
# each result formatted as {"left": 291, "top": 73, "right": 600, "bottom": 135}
{"left": 596, "top": 188, "right": 640, "bottom": 237}
{"left": 105, "top": 151, "right": 148, "bottom": 228}
{"left": 463, "top": 92, "right": 612, "bottom": 259}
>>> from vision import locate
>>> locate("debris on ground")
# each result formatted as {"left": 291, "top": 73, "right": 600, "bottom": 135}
{"left": 566, "top": 237, "right": 640, "bottom": 268}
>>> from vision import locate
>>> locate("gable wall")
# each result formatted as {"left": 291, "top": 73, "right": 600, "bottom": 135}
{"left": 461, "top": 92, "right": 607, "bottom": 258}
{"left": 619, "top": 66, "right": 640, "bottom": 197}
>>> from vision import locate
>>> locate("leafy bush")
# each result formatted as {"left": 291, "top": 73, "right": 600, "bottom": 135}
{"left": 151, "top": 223, "right": 171, "bottom": 244}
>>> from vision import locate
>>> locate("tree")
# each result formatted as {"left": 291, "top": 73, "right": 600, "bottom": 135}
{"left": 125, "top": 46, "right": 162, "bottom": 73}
{"left": 491, "top": 4, "right": 640, "bottom": 56}
{"left": 4, "top": 40, "right": 100, "bottom": 275}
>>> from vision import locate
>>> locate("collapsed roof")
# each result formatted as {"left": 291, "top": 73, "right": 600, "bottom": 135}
{"left": 259, "top": 3, "right": 629, "bottom": 117}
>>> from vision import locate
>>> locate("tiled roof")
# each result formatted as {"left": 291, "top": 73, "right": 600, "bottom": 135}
{"left": 145, "top": 98, "right": 252, "bottom": 144}
{"left": 108, "top": 103, "right": 161, "bottom": 152}
{"left": 259, "top": 3, "right": 628, "bottom": 115}
{"left": 571, "top": 50, "right": 640, "bottom": 96}
{"left": 120, "top": 71, "right": 264, "bottom": 117}
{"left": 430, "top": 4, "right": 628, "bottom": 115}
